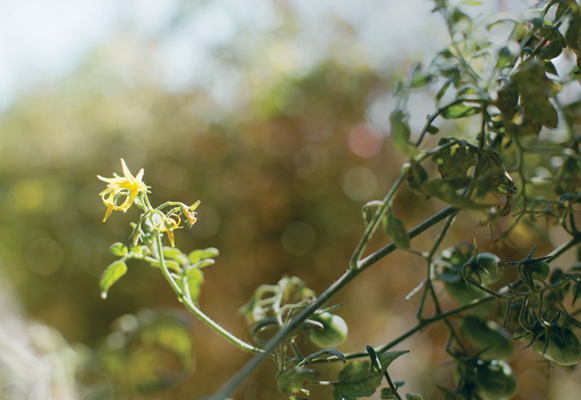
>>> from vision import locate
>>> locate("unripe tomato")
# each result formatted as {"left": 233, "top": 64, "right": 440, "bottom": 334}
{"left": 475, "top": 253, "right": 500, "bottom": 285}
{"left": 532, "top": 326, "right": 581, "bottom": 366}
{"left": 309, "top": 313, "right": 348, "bottom": 348}
{"left": 444, "top": 280, "right": 495, "bottom": 318}
{"left": 460, "top": 317, "right": 514, "bottom": 361}
{"left": 474, "top": 359, "right": 518, "bottom": 400}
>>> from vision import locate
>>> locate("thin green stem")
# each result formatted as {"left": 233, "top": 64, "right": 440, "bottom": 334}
{"left": 153, "top": 233, "right": 264, "bottom": 355}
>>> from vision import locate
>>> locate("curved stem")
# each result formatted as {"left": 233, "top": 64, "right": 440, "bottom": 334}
{"left": 153, "top": 233, "right": 265, "bottom": 355}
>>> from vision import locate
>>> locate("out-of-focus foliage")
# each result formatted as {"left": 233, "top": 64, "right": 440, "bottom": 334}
{"left": 1, "top": 0, "right": 581, "bottom": 399}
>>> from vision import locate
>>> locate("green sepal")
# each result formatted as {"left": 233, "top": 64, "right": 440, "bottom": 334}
{"left": 100, "top": 260, "right": 128, "bottom": 299}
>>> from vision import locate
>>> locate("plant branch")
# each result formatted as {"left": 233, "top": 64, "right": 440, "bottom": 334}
{"left": 207, "top": 206, "right": 459, "bottom": 399}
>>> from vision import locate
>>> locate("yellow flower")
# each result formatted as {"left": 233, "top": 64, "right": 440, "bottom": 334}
{"left": 182, "top": 207, "right": 198, "bottom": 227}
{"left": 98, "top": 158, "right": 150, "bottom": 222}
{"left": 151, "top": 212, "right": 181, "bottom": 247}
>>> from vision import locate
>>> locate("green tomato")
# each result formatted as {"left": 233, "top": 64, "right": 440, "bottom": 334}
{"left": 475, "top": 253, "right": 500, "bottom": 285}
{"left": 460, "top": 317, "right": 514, "bottom": 361}
{"left": 474, "top": 360, "right": 518, "bottom": 400}
{"left": 527, "top": 260, "right": 550, "bottom": 281}
{"left": 310, "top": 313, "right": 348, "bottom": 348}
{"left": 444, "top": 280, "right": 495, "bottom": 318}
{"left": 532, "top": 326, "right": 581, "bottom": 366}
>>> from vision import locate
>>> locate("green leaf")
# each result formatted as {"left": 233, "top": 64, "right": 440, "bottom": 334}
{"left": 185, "top": 267, "right": 204, "bottom": 304}
{"left": 188, "top": 247, "right": 220, "bottom": 264}
{"left": 299, "top": 349, "right": 347, "bottom": 366}
{"left": 432, "top": 138, "right": 477, "bottom": 179}
{"left": 513, "top": 61, "right": 560, "bottom": 129}
{"left": 110, "top": 243, "right": 128, "bottom": 257}
{"left": 441, "top": 102, "right": 480, "bottom": 119}
{"left": 496, "top": 46, "right": 512, "bottom": 69}
{"left": 100, "top": 260, "right": 128, "bottom": 299}
{"left": 543, "top": 61, "right": 558, "bottom": 76}
{"left": 539, "top": 41, "right": 563, "bottom": 61}
{"left": 405, "top": 394, "right": 423, "bottom": 400}
{"left": 436, "top": 79, "right": 453, "bottom": 101}
{"left": 422, "top": 179, "right": 491, "bottom": 210}
{"left": 495, "top": 83, "right": 519, "bottom": 120}
{"left": 139, "top": 317, "right": 194, "bottom": 369}
{"left": 410, "top": 63, "right": 433, "bottom": 88}
{"left": 275, "top": 367, "right": 320, "bottom": 394}
{"left": 150, "top": 259, "right": 181, "bottom": 272}
{"left": 406, "top": 162, "right": 429, "bottom": 196}
{"left": 572, "top": 281, "right": 581, "bottom": 306}
{"left": 390, "top": 110, "right": 417, "bottom": 156}
{"left": 383, "top": 215, "right": 410, "bottom": 249}
{"left": 332, "top": 351, "right": 408, "bottom": 400}
{"left": 478, "top": 149, "right": 516, "bottom": 196}
{"left": 162, "top": 246, "right": 188, "bottom": 265}
{"left": 566, "top": 16, "right": 581, "bottom": 50}
{"left": 426, "top": 125, "right": 439, "bottom": 134}
{"left": 436, "top": 386, "right": 461, "bottom": 400}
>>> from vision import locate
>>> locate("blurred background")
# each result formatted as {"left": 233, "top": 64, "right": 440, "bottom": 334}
{"left": 0, "top": 0, "right": 580, "bottom": 399}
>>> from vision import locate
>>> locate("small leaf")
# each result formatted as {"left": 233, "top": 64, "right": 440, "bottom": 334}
{"left": 539, "top": 41, "right": 563, "bottom": 61}
{"left": 566, "top": 16, "right": 581, "bottom": 50}
{"left": 188, "top": 247, "right": 220, "bottom": 264}
{"left": 150, "top": 259, "right": 181, "bottom": 272}
{"left": 426, "top": 125, "right": 439, "bottom": 134}
{"left": 436, "top": 79, "right": 453, "bottom": 101}
{"left": 422, "top": 179, "right": 492, "bottom": 210}
{"left": 332, "top": 351, "right": 408, "bottom": 400}
{"left": 441, "top": 102, "right": 480, "bottom": 119}
{"left": 100, "top": 260, "right": 128, "bottom": 299}
{"left": 299, "top": 349, "right": 346, "bottom": 366}
{"left": 406, "top": 162, "right": 429, "bottom": 196}
{"left": 381, "top": 387, "right": 398, "bottom": 399}
{"left": 383, "top": 215, "right": 410, "bottom": 249}
{"left": 185, "top": 267, "right": 204, "bottom": 304}
{"left": 544, "top": 61, "right": 558, "bottom": 76}
{"left": 436, "top": 386, "right": 461, "bottom": 400}
{"left": 110, "top": 243, "right": 128, "bottom": 257}
{"left": 275, "top": 367, "right": 320, "bottom": 394}
{"left": 496, "top": 46, "right": 512, "bottom": 69}
{"left": 390, "top": 110, "right": 417, "bottom": 156}
{"left": 405, "top": 394, "right": 423, "bottom": 400}
{"left": 572, "top": 281, "right": 581, "bottom": 306}
{"left": 192, "top": 259, "right": 215, "bottom": 269}
{"left": 366, "top": 346, "right": 382, "bottom": 375}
